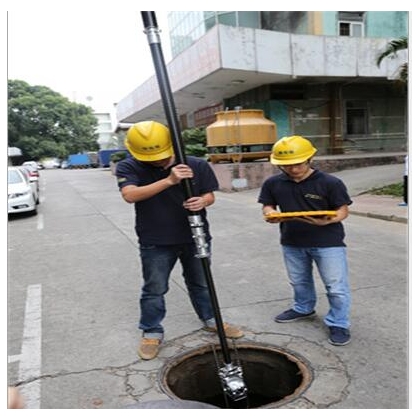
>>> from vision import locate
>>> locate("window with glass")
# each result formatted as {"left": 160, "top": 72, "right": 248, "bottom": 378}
{"left": 169, "top": 11, "right": 260, "bottom": 56}
{"left": 338, "top": 11, "right": 364, "bottom": 37}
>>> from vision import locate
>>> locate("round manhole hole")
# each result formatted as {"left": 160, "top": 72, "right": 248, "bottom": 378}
{"left": 159, "top": 342, "right": 313, "bottom": 409}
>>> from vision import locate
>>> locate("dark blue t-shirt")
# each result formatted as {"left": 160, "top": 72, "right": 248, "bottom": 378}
{"left": 116, "top": 156, "right": 219, "bottom": 245}
{"left": 258, "top": 169, "right": 352, "bottom": 247}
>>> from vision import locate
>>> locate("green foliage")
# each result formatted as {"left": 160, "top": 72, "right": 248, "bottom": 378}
{"left": 376, "top": 37, "right": 408, "bottom": 84}
{"left": 366, "top": 182, "right": 403, "bottom": 197}
{"left": 110, "top": 151, "right": 128, "bottom": 162}
{"left": 182, "top": 127, "right": 208, "bottom": 157}
{"left": 8, "top": 79, "right": 99, "bottom": 160}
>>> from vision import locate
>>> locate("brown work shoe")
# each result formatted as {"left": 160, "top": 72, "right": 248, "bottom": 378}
{"left": 203, "top": 323, "right": 244, "bottom": 339}
{"left": 138, "top": 337, "right": 161, "bottom": 360}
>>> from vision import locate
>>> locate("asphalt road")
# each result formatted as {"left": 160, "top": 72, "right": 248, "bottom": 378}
{"left": 7, "top": 164, "right": 409, "bottom": 409}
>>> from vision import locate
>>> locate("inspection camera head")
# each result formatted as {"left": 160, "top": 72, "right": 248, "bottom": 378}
{"left": 219, "top": 363, "right": 248, "bottom": 403}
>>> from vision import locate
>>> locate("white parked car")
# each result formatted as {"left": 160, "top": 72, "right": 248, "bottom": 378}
{"left": 22, "top": 160, "right": 40, "bottom": 171}
{"left": 42, "top": 158, "right": 60, "bottom": 169}
{"left": 22, "top": 161, "right": 41, "bottom": 179}
{"left": 19, "top": 165, "right": 40, "bottom": 197}
{"left": 8, "top": 167, "right": 39, "bottom": 215}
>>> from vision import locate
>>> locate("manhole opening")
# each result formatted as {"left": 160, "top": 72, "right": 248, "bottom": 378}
{"left": 159, "top": 343, "right": 312, "bottom": 409}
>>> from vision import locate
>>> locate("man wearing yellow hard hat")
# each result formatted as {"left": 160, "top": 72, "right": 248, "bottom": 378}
{"left": 258, "top": 135, "right": 352, "bottom": 346}
{"left": 116, "top": 121, "right": 243, "bottom": 360}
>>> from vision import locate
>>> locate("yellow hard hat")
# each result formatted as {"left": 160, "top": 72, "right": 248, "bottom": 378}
{"left": 270, "top": 136, "right": 317, "bottom": 165}
{"left": 125, "top": 121, "right": 174, "bottom": 161}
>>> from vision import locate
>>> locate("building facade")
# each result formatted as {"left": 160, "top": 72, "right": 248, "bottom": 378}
{"left": 115, "top": 11, "right": 408, "bottom": 155}
{"left": 93, "top": 111, "right": 119, "bottom": 149}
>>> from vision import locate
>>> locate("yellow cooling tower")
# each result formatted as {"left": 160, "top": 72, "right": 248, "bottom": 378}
{"left": 206, "top": 109, "right": 277, "bottom": 163}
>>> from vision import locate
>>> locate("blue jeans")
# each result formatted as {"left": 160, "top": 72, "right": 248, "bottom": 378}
{"left": 282, "top": 246, "right": 351, "bottom": 329}
{"left": 138, "top": 243, "right": 215, "bottom": 339}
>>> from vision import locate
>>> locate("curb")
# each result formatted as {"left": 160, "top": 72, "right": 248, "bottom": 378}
{"left": 349, "top": 210, "right": 407, "bottom": 224}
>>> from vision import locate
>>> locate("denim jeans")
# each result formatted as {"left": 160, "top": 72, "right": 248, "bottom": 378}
{"left": 138, "top": 243, "right": 215, "bottom": 339}
{"left": 282, "top": 245, "right": 351, "bottom": 329}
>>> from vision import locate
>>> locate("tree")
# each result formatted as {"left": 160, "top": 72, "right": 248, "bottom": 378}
{"left": 376, "top": 36, "right": 408, "bottom": 84}
{"left": 182, "top": 127, "right": 208, "bottom": 157}
{"left": 8, "top": 80, "right": 99, "bottom": 160}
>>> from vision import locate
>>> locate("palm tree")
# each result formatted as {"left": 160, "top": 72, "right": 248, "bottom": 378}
{"left": 376, "top": 36, "right": 408, "bottom": 83}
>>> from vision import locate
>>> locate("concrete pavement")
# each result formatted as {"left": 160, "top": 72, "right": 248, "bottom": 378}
{"left": 9, "top": 163, "right": 410, "bottom": 409}
{"left": 331, "top": 163, "right": 408, "bottom": 224}
{"left": 350, "top": 194, "right": 407, "bottom": 224}
{"left": 123, "top": 163, "right": 409, "bottom": 409}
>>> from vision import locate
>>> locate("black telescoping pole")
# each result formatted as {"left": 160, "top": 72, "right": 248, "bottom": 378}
{"left": 140, "top": 11, "right": 232, "bottom": 365}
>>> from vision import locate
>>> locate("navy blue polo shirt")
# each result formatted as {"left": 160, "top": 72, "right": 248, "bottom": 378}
{"left": 258, "top": 169, "right": 352, "bottom": 247}
{"left": 116, "top": 156, "right": 219, "bottom": 245}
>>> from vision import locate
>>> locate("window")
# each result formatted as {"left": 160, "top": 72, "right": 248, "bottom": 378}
{"left": 217, "top": 11, "right": 237, "bottom": 26}
{"left": 339, "top": 21, "right": 363, "bottom": 36}
{"left": 338, "top": 11, "right": 364, "bottom": 37}
{"left": 238, "top": 11, "right": 260, "bottom": 28}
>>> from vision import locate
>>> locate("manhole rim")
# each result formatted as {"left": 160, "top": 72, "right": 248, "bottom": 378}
{"left": 158, "top": 340, "right": 314, "bottom": 409}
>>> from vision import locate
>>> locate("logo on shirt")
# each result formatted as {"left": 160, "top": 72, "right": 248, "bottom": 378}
{"left": 304, "top": 193, "right": 323, "bottom": 200}
{"left": 117, "top": 177, "right": 127, "bottom": 183}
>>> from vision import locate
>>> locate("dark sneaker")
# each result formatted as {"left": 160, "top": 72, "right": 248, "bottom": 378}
{"left": 274, "top": 309, "right": 316, "bottom": 323}
{"left": 328, "top": 327, "right": 351, "bottom": 346}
